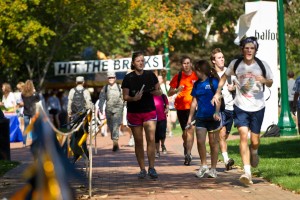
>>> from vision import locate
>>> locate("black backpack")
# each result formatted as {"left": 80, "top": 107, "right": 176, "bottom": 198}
{"left": 233, "top": 56, "right": 266, "bottom": 91}
{"left": 176, "top": 71, "right": 182, "bottom": 89}
{"left": 261, "top": 124, "right": 280, "bottom": 137}
{"left": 71, "top": 88, "right": 86, "bottom": 114}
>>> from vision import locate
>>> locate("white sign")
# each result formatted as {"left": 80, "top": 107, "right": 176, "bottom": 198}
{"left": 54, "top": 55, "right": 163, "bottom": 76}
{"left": 245, "top": 1, "right": 278, "bottom": 130}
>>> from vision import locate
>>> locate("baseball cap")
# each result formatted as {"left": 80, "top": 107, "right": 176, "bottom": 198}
{"left": 76, "top": 76, "right": 84, "bottom": 82}
{"left": 107, "top": 71, "right": 116, "bottom": 78}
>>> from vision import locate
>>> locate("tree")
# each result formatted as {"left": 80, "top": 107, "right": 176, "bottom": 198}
{"left": 285, "top": 1, "right": 300, "bottom": 76}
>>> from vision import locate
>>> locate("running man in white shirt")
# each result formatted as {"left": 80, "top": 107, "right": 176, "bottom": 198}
{"left": 212, "top": 37, "right": 273, "bottom": 185}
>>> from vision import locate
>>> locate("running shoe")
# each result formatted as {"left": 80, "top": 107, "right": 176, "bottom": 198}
{"left": 161, "top": 145, "right": 167, "bottom": 154}
{"left": 148, "top": 168, "right": 158, "bottom": 179}
{"left": 195, "top": 166, "right": 209, "bottom": 178}
{"left": 155, "top": 152, "right": 160, "bottom": 158}
{"left": 207, "top": 169, "right": 217, "bottom": 178}
{"left": 184, "top": 154, "right": 192, "bottom": 166}
{"left": 239, "top": 173, "right": 253, "bottom": 185}
{"left": 138, "top": 169, "right": 147, "bottom": 179}
{"left": 225, "top": 158, "right": 235, "bottom": 171}
{"left": 128, "top": 136, "right": 135, "bottom": 147}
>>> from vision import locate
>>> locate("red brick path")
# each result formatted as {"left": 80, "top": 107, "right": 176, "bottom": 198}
{"left": 1, "top": 133, "right": 299, "bottom": 200}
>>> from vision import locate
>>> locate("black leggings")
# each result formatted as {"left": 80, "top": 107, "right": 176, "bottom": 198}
{"left": 155, "top": 120, "right": 167, "bottom": 143}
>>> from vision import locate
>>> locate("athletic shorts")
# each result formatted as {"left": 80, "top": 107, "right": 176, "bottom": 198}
{"left": 177, "top": 109, "right": 194, "bottom": 130}
{"left": 127, "top": 110, "right": 157, "bottom": 126}
{"left": 233, "top": 105, "right": 265, "bottom": 134}
{"left": 221, "top": 110, "right": 234, "bottom": 134}
{"left": 155, "top": 120, "right": 167, "bottom": 143}
{"left": 195, "top": 117, "right": 221, "bottom": 132}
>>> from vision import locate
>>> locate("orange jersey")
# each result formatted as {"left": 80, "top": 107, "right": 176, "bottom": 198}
{"left": 169, "top": 71, "right": 198, "bottom": 110}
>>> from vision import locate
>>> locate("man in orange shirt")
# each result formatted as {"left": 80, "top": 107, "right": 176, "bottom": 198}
{"left": 168, "top": 56, "right": 198, "bottom": 165}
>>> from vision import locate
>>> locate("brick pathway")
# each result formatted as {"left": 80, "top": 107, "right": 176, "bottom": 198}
{"left": 1, "top": 133, "right": 299, "bottom": 200}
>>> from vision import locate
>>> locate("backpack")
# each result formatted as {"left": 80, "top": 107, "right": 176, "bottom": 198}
{"left": 176, "top": 71, "right": 182, "bottom": 89}
{"left": 104, "top": 84, "right": 122, "bottom": 98}
{"left": 261, "top": 124, "right": 280, "bottom": 137}
{"left": 233, "top": 56, "right": 266, "bottom": 91}
{"left": 209, "top": 77, "right": 225, "bottom": 111}
{"left": 71, "top": 88, "right": 86, "bottom": 114}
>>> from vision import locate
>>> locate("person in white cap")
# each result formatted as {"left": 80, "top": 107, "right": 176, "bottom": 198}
{"left": 99, "top": 71, "right": 124, "bottom": 152}
{"left": 67, "top": 76, "right": 92, "bottom": 163}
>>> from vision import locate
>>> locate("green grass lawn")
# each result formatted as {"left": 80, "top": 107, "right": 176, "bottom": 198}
{"left": 226, "top": 137, "right": 300, "bottom": 193}
{"left": 171, "top": 125, "right": 300, "bottom": 193}
{"left": 0, "top": 160, "right": 20, "bottom": 177}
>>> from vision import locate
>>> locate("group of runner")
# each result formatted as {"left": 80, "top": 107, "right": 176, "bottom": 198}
{"left": 121, "top": 36, "right": 273, "bottom": 185}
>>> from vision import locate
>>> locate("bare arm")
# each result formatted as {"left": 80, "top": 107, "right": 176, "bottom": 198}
{"left": 211, "top": 74, "right": 227, "bottom": 105}
{"left": 187, "top": 97, "right": 197, "bottom": 126}
{"left": 167, "top": 85, "right": 184, "bottom": 97}
{"left": 256, "top": 76, "right": 273, "bottom": 87}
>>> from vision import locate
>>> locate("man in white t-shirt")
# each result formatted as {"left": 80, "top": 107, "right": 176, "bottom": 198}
{"left": 212, "top": 37, "right": 273, "bottom": 185}
{"left": 210, "top": 48, "right": 235, "bottom": 171}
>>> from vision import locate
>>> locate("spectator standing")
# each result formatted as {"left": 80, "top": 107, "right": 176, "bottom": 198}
{"left": 153, "top": 93, "right": 169, "bottom": 158}
{"left": 212, "top": 37, "right": 274, "bottom": 185}
{"left": 288, "top": 71, "right": 295, "bottom": 111}
{"left": 47, "top": 90, "right": 61, "bottom": 129}
{"left": 187, "top": 60, "right": 221, "bottom": 178}
{"left": 0, "top": 83, "right": 16, "bottom": 113}
{"left": 21, "top": 80, "right": 40, "bottom": 146}
{"left": 14, "top": 82, "right": 25, "bottom": 133}
{"left": 121, "top": 51, "right": 161, "bottom": 179}
{"left": 210, "top": 48, "right": 235, "bottom": 170}
{"left": 168, "top": 56, "right": 198, "bottom": 165}
{"left": 67, "top": 76, "right": 92, "bottom": 163}
{"left": 293, "top": 76, "right": 300, "bottom": 134}
{"left": 99, "top": 71, "right": 124, "bottom": 151}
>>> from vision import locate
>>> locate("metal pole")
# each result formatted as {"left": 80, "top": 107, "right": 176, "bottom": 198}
{"left": 164, "top": 32, "right": 171, "bottom": 81}
{"left": 277, "top": 0, "right": 297, "bottom": 136}
{"left": 89, "top": 106, "right": 94, "bottom": 197}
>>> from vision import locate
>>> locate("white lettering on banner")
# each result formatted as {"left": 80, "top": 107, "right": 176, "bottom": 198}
{"left": 245, "top": 1, "right": 278, "bottom": 131}
{"left": 54, "top": 55, "right": 163, "bottom": 76}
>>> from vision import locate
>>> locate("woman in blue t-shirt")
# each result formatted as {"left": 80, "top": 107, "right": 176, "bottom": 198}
{"left": 187, "top": 60, "right": 221, "bottom": 179}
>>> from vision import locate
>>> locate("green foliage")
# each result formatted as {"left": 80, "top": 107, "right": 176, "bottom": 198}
{"left": 285, "top": 1, "right": 300, "bottom": 76}
{"left": 1, "top": 0, "right": 300, "bottom": 87}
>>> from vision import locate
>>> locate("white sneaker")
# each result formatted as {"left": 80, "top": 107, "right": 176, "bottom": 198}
{"left": 195, "top": 166, "right": 209, "bottom": 178}
{"left": 155, "top": 152, "right": 160, "bottom": 158}
{"left": 239, "top": 173, "right": 253, "bottom": 185}
{"left": 207, "top": 169, "right": 217, "bottom": 178}
{"left": 128, "top": 136, "right": 135, "bottom": 147}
